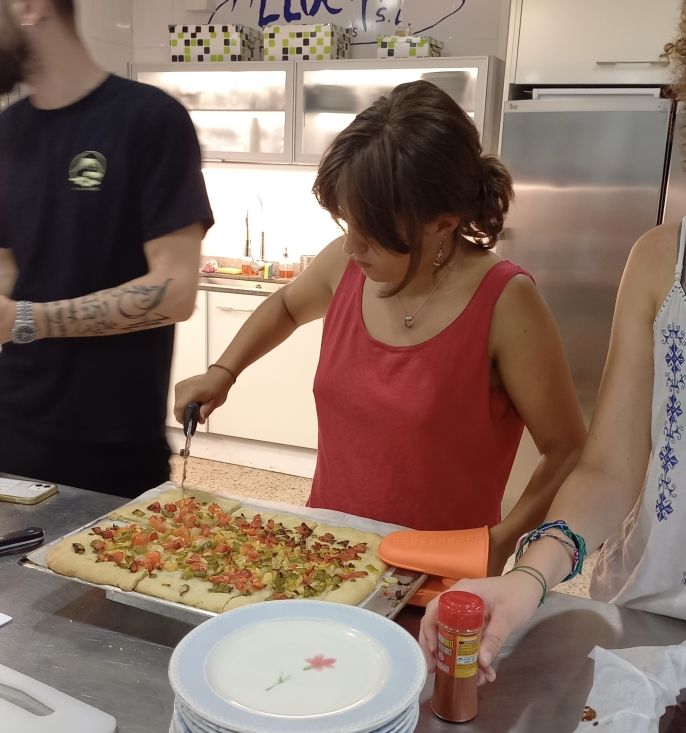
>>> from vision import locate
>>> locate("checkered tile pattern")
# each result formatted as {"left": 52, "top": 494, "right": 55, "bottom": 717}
{"left": 264, "top": 24, "right": 352, "bottom": 62}
{"left": 376, "top": 34, "right": 444, "bottom": 58}
{"left": 169, "top": 24, "right": 263, "bottom": 63}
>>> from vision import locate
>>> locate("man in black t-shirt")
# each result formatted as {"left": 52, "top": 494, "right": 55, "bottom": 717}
{"left": 0, "top": 0, "right": 214, "bottom": 496}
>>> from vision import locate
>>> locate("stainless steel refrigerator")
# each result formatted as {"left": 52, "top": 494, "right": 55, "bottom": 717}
{"left": 498, "top": 94, "right": 686, "bottom": 419}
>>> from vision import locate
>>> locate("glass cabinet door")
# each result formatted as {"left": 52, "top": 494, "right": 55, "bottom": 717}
{"left": 135, "top": 63, "right": 294, "bottom": 164}
{"left": 294, "top": 58, "right": 498, "bottom": 165}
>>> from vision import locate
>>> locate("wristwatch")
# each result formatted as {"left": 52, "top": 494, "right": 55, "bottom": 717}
{"left": 10, "top": 301, "right": 37, "bottom": 344}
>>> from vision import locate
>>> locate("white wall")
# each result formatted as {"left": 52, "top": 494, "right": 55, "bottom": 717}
{"left": 75, "top": 0, "right": 132, "bottom": 76}
{"left": 133, "top": 0, "right": 511, "bottom": 64}
{"left": 201, "top": 163, "right": 342, "bottom": 261}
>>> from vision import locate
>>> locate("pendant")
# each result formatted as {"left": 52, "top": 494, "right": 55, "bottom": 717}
{"left": 404, "top": 315, "right": 414, "bottom": 328}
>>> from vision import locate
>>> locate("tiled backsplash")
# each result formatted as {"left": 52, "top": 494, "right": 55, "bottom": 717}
{"left": 201, "top": 163, "right": 341, "bottom": 262}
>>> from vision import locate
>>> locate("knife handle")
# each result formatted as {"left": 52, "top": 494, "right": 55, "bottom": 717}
{"left": 0, "top": 526, "right": 44, "bottom": 555}
{"left": 183, "top": 402, "right": 200, "bottom": 437}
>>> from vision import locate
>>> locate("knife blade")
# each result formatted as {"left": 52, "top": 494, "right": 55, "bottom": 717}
{"left": 180, "top": 402, "right": 200, "bottom": 498}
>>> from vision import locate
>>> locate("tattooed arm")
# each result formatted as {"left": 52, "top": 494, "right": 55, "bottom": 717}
{"left": 0, "top": 224, "right": 202, "bottom": 342}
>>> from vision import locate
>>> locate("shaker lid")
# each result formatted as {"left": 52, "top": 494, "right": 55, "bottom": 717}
{"left": 437, "top": 590, "right": 484, "bottom": 630}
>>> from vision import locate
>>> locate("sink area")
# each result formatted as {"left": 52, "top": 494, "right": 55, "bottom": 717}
{"left": 199, "top": 277, "right": 284, "bottom": 294}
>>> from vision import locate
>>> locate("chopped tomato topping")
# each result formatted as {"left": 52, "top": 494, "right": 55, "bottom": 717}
{"left": 340, "top": 570, "right": 368, "bottom": 581}
{"left": 146, "top": 502, "right": 161, "bottom": 513}
{"left": 149, "top": 515, "right": 167, "bottom": 531}
{"left": 164, "top": 502, "right": 178, "bottom": 513}
{"left": 107, "top": 551, "right": 124, "bottom": 564}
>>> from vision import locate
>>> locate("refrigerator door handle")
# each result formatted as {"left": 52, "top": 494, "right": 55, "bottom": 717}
{"left": 595, "top": 59, "right": 668, "bottom": 66}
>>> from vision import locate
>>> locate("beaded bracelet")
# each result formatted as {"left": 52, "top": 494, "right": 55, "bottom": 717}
{"left": 209, "top": 363, "right": 237, "bottom": 385}
{"left": 514, "top": 520, "right": 587, "bottom": 582}
{"left": 506, "top": 565, "right": 547, "bottom": 607}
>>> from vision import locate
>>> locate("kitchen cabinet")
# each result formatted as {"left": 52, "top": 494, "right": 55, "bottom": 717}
{"left": 511, "top": 0, "right": 682, "bottom": 85}
{"left": 294, "top": 56, "right": 503, "bottom": 162}
{"left": 135, "top": 63, "right": 295, "bottom": 163}
{"left": 206, "top": 290, "right": 322, "bottom": 449}
{"left": 166, "top": 290, "right": 208, "bottom": 431}
{"left": 135, "top": 57, "right": 503, "bottom": 164}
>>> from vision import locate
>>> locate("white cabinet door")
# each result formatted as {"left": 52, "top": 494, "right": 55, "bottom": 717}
{"left": 207, "top": 291, "right": 322, "bottom": 449}
{"left": 166, "top": 290, "right": 208, "bottom": 430}
{"left": 294, "top": 57, "right": 501, "bottom": 163}
{"left": 515, "top": 0, "right": 682, "bottom": 84}
{"left": 134, "top": 62, "right": 295, "bottom": 164}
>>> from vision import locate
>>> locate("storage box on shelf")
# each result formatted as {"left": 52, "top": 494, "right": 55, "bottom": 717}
{"left": 169, "top": 24, "right": 263, "bottom": 63}
{"left": 264, "top": 24, "right": 352, "bottom": 61}
{"left": 376, "top": 34, "right": 443, "bottom": 59}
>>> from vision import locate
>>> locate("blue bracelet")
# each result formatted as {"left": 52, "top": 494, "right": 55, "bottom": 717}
{"left": 515, "top": 520, "right": 587, "bottom": 582}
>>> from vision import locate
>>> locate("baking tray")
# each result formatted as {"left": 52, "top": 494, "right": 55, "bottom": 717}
{"left": 20, "top": 483, "right": 426, "bottom": 622}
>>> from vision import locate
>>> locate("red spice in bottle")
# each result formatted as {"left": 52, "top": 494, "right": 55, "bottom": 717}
{"left": 431, "top": 590, "right": 485, "bottom": 723}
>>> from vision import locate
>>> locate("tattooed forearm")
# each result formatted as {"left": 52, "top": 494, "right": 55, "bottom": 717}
{"left": 37, "top": 278, "right": 178, "bottom": 339}
{"left": 41, "top": 301, "right": 68, "bottom": 338}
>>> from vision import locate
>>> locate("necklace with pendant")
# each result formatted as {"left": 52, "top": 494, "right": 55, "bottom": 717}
{"left": 395, "top": 266, "right": 450, "bottom": 328}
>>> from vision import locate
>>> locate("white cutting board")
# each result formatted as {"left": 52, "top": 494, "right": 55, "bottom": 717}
{"left": 0, "top": 664, "right": 116, "bottom": 733}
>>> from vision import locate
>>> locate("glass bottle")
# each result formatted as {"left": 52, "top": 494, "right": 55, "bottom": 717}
{"left": 431, "top": 590, "right": 485, "bottom": 723}
{"left": 280, "top": 247, "right": 293, "bottom": 279}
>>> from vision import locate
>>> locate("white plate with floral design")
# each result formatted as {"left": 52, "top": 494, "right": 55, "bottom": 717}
{"left": 169, "top": 600, "right": 426, "bottom": 733}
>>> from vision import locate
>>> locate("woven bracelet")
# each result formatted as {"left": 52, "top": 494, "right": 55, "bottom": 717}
{"left": 515, "top": 520, "right": 587, "bottom": 582}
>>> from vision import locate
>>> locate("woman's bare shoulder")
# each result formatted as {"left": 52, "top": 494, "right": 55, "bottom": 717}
{"left": 625, "top": 223, "right": 680, "bottom": 315}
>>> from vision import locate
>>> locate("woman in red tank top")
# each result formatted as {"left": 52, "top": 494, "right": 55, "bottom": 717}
{"left": 175, "top": 81, "right": 585, "bottom": 575}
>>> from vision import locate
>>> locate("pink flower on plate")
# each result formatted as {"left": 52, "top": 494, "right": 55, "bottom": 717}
{"left": 304, "top": 654, "right": 336, "bottom": 671}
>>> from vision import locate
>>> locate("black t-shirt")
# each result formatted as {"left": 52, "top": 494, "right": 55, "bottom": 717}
{"left": 0, "top": 75, "right": 213, "bottom": 442}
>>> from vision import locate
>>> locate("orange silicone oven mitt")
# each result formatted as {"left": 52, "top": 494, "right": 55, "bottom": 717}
{"left": 378, "top": 526, "right": 490, "bottom": 579}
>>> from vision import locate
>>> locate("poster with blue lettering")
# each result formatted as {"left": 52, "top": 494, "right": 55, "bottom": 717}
{"left": 170, "top": 0, "right": 509, "bottom": 60}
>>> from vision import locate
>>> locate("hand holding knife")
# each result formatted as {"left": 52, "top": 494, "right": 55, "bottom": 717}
{"left": 180, "top": 402, "right": 200, "bottom": 498}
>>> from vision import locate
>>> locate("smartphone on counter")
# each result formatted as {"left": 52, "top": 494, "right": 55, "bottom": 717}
{"left": 0, "top": 478, "right": 58, "bottom": 505}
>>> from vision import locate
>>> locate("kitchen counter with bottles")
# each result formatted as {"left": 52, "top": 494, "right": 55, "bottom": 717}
{"left": 3, "top": 481, "right": 686, "bottom": 732}
{"left": 197, "top": 274, "right": 286, "bottom": 296}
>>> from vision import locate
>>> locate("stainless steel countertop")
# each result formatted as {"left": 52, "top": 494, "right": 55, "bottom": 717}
{"left": 197, "top": 276, "right": 283, "bottom": 296}
{"left": 2, "top": 482, "right": 685, "bottom": 733}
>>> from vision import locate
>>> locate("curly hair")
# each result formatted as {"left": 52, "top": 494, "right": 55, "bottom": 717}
{"left": 663, "top": 3, "right": 686, "bottom": 99}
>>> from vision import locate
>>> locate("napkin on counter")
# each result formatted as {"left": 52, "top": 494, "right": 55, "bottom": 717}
{"left": 0, "top": 613, "right": 11, "bottom": 628}
{"left": 574, "top": 643, "right": 686, "bottom": 732}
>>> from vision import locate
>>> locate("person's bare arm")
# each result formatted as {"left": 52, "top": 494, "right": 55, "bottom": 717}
{"left": 0, "top": 224, "right": 203, "bottom": 342}
{"left": 0, "top": 248, "right": 17, "bottom": 297}
{"left": 174, "top": 237, "right": 349, "bottom": 423}
{"left": 420, "top": 224, "right": 675, "bottom": 680}
{"left": 486, "top": 274, "right": 586, "bottom": 573}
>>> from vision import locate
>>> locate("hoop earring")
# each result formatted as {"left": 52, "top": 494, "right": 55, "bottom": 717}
{"left": 432, "top": 238, "right": 445, "bottom": 268}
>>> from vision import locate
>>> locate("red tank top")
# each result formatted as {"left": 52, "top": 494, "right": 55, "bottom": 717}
{"left": 308, "top": 259, "right": 531, "bottom": 530}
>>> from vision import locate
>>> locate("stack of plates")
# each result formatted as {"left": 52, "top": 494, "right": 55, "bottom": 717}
{"left": 168, "top": 600, "right": 427, "bottom": 733}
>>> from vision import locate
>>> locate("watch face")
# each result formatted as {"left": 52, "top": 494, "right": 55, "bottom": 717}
{"left": 12, "top": 323, "right": 36, "bottom": 344}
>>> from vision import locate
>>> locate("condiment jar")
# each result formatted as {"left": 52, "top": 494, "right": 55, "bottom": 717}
{"left": 431, "top": 590, "right": 485, "bottom": 723}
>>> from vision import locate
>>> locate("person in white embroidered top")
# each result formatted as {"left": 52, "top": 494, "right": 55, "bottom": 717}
{"left": 419, "top": 10, "right": 686, "bottom": 685}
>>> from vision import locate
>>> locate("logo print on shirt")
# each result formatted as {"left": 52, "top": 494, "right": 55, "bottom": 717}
{"left": 68, "top": 151, "right": 106, "bottom": 190}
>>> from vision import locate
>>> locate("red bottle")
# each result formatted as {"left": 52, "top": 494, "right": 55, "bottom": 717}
{"left": 431, "top": 591, "right": 485, "bottom": 723}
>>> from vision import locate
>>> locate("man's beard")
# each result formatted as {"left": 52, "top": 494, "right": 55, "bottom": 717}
{"left": 0, "top": 26, "right": 30, "bottom": 95}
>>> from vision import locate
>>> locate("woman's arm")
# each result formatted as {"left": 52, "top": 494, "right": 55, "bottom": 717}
{"left": 420, "top": 223, "right": 676, "bottom": 679}
{"left": 486, "top": 274, "right": 586, "bottom": 573}
{"left": 174, "top": 238, "right": 349, "bottom": 423}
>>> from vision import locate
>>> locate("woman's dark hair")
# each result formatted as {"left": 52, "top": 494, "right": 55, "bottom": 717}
{"left": 313, "top": 79, "right": 514, "bottom": 292}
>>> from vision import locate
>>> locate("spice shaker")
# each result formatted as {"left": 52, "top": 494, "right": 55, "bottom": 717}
{"left": 431, "top": 590, "right": 485, "bottom": 723}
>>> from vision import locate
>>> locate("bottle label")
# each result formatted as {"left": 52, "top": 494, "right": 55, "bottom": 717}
{"left": 436, "top": 630, "right": 480, "bottom": 680}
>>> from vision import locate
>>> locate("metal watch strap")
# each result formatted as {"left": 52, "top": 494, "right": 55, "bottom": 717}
{"left": 11, "top": 301, "right": 36, "bottom": 344}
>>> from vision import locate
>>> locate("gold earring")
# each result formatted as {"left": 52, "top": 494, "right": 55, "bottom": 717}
{"left": 432, "top": 238, "right": 445, "bottom": 268}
